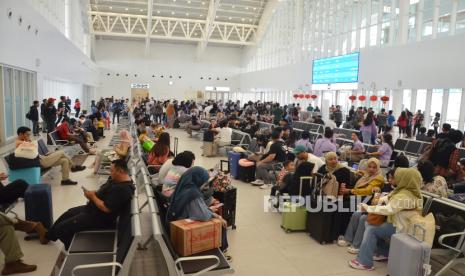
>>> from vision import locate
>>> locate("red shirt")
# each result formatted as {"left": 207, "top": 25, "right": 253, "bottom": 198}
{"left": 56, "top": 123, "right": 69, "bottom": 140}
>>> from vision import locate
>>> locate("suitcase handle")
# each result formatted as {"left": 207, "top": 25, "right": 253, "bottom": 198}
{"left": 299, "top": 176, "right": 313, "bottom": 197}
{"left": 411, "top": 224, "right": 427, "bottom": 242}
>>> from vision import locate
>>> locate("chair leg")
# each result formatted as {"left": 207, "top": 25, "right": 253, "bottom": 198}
{"left": 434, "top": 258, "right": 459, "bottom": 276}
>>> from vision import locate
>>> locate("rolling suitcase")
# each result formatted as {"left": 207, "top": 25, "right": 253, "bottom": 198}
{"left": 213, "top": 187, "right": 237, "bottom": 229}
{"left": 24, "top": 184, "right": 53, "bottom": 229}
{"left": 237, "top": 159, "right": 255, "bottom": 183}
{"left": 388, "top": 225, "right": 432, "bottom": 276}
{"left": 281, "top": 177, "right": 311, "bottom": 232}
{"left": 228, "top": 151, "right": 241, "bottom": 179}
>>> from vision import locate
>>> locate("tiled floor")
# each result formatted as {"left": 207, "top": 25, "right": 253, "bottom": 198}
{"left": 3, "top": 127, "right": 460, "bottom": 276}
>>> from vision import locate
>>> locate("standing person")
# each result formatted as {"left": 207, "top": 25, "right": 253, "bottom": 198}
{"left": 27, "top": 101, "right": 40, "bottom": 136}
{"left": 405, "top": 109, "right": 413, "bottom": 138}
{"left": 376, "top": 109, "right": 387, "bottom": 134}
{"left": 56, "top": 96, "right": 70, "bottom": 126}
{"left": 111, "top": 99, "right": 122, "bottom": 124}
{"left": 166, "top": 103, "right": 176, "bottom": 128}
{"left": 43, "top": 98, "right": 57, "bottom": 144}
{"left": 397, "top": 111, "right": 408, "bottom": 138}
{"left": 334, "top": 106, "right": 343, "bottom": 128}
{"left": 154, "top": 102, "right": 163, "bottom": 124}
{"left": 272, "top": 104, "right": 284, "bottom": 125}
{"left": 360, "top": 113, "right": 376, "bottom": 144}
{"left": 40, "top": 99, "right": 47, "bottom": 133}
{"left": 386, "top": 110, "right": 395, "bottom": 132}
{"left": 432, "top": 112, "right": 440, "bottom": 137}
{"left": 412, "top": 110, "right": 424, "bottom": 136}
{"left": 74, "top": 99, "right": 81, "bottom": 118}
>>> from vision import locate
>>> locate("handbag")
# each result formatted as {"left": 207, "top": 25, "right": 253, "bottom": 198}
{"left": 142, "top": 139, "right": 155, "bottom": 152}
{"left": 366, "top": 213, "right": 386, "bottom": 226}
{"left": 14, "top": 141, "right": 39, "bottom": 159}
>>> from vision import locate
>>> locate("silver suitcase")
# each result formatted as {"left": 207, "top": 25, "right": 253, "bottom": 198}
{"left": 388, "top": 224, "right": 432, "bottom": 276}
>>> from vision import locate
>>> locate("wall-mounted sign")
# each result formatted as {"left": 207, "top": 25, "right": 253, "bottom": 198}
{"left": 131, "top": 83, "right": 150, "bottom": 89}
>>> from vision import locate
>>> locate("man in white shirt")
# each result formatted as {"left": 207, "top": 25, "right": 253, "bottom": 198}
{"left": 215, "top": 120, "right": 232, "bottom": 147}
{"left": 292, "top": 145, "right": 324, "bottom": 174}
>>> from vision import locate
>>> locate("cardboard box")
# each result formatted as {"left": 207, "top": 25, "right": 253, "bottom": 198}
{"left": 170, "top": 219, "right": 222, "bottom": 256}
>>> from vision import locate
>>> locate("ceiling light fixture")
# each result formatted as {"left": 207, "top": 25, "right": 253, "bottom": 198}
{"left": 245, "top": 7, "right": 249, "bottom": 10}
{"left": 140, "top": 9, "right": 144, "bottom": 12}
{"left": 241, "top": 18, "right": 245, "bottom": 21}
{"left": 232, "top": 5, "right": 235, "bottom": 8}
{"left": 202, "top": 2, "right": 205, "bottom": 5}
{"left": 157, "top": 10, "right": 160, "bottom": 13}
{"left": 186, "top": 13, "right": 189, "bottom": 16}
{"left": 171, "top": 11, "right": 175, "bottom": 15}
{"left": 125, "top": 8, "right": 128, "bottom": 11}
{"left": 187, "top": 0, "right": 191, "bottom": 3}
{"left": 229, "top": 17, "right": 232, "bottom": 20}
{"left": 109, "top": 6, "right": 112, "bottom": 10}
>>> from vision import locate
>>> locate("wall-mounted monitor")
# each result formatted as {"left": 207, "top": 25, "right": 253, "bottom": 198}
{"left": 311, "top": 52, "right": 360, "bottom": 90}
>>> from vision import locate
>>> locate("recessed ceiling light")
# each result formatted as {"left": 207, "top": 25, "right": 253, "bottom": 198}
{"left": 186, "top": 13, "right": 189, "bottom": 16}
{"left": 249, "top": 19, "right": 252, "bottom": 22}
{"left": 125, "top": 8, "right": 128, "bottom": 11}
{"left": 157, "top": 10, "right": 160, "bottom": 14}
{"left": 229, "top": 17, "right": 232, "bottom": 20}
{"left": 241, "top": 18, "right": 245, "bottom": 21}
{"left": 253, "top": 7, "right": 257, "bottom": 10}
{"left": 139, "top": 28, "right": 142, "bottom": 32}
{"left": 200, "top": 14, "right": 203, "bottom": 17}
{"left": 155, "top": 30, "right": 158, "bottom": 33}
{"left": 171, "top": 11, "right": 175, "bottom": 15}
{"left": 187, "top": 0, "right": 191, "bottom": 3}
{"left": 173, "top": 0, "right": 176, "bottom": 2}
{"left": 202, "top": 2, "right": 205, "bottom": 5}
{"left": 232, "top": 5, "right": 235, "bottom": 8}
{"left": 245, "top": 7, "right": 249, "bottom": 10}
{"left": 109, "top": 6, "right": 112, "bottom": 9}
{"left": 194, "top": 32, "right": 198, "bottom": 36}
{"left": 215, "top": 15, "right": 218, "bottom": 18}
{"left": 140, "top": 9, "right": 144, "bottom": 12}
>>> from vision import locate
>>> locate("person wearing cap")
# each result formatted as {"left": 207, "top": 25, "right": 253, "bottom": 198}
{"left": 293, "top": 144, "right": 325, "bottom": 174}
{"left": 43, "top": 98, "right": 57, "bottom": 142}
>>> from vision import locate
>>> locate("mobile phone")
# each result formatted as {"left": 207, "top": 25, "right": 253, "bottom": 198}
{"left": 81, "top": 186, "right": 88, "bottom": 191}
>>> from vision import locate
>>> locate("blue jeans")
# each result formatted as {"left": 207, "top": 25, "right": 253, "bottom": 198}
{"left": 356, "top": 222, "right": 396, "bottom": 267}
{"left": 344, "top": 212, "right": 367, "bottom": 248}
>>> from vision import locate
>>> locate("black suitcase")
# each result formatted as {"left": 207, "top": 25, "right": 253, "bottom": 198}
{"left": 213, "top": 188, "right": 237, "bottom": 229}
{"left": 306, "top": 198, "right": 338, "bottom": 244}
{"left": 237, "top": 164, "right": 255, "bottom": 183}
{"left": 24, "top": 184, "right": 53, "bottom": 229}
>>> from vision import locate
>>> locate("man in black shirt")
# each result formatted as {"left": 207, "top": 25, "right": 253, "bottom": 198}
{"left": 252, "top": 129, "right": 286, "bottom": 187}
{"left": 45, "top": 159, "right": 135, "bottom": 249}
{"left": 56, "top": 96, "right": 70, "bottom": 126}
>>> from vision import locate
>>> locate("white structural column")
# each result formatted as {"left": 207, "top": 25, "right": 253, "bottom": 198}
{"left": 354, "top": 1, "right": 361, "bottom": 51}
{"left": 458, "top": 89, "right": 465, "bottom": 131}
{"left": 388, "top": 0, "right": 398, "bottom": 45}
{"left": 410, "top": 89, "right": 417, "bottom": 112}
{"left": 365, "top": 0, "right": 372, "bottom": 47}
{"left": 376, "top": 0, "right": 383, "bottom": 46}
{"left": 392, "top": 89, "right": 404, "bottom": 117}
{"left": 346, "top": 4, "right": 353, "bottom": 52}
{"left": 424, "top": 89, "right": 433, "bottom": 126}
{"left": 340, "top": 3, "right": 347, "bottom": 54}
{"left": 145, "top": 0, "right": 153, "bottom": 56}
{"left": 431, "top": 0, "right": 440, "bottom": 39}
{"left": 450, "top": 0, "right": 459, "bottom": 35}
{"left": 416, "top": 0, "right": 424, "bottom": 41}
{"left": 441, "top": 89, "right": 450, "bottom": 126}
{"left": 196, "top": 0, "right": 220, "bottom": 59}
{"left": 294, "top": 0, "right": 304, "bottom": 62}
{"left": 323, "top": 0, "right": 330, "bottom": 57}
{"left": 397, "top": 0, "right": 410, "bottom": 44}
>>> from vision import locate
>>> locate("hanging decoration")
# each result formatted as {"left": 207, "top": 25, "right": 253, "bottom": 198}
{"left": 349, "top": 95, "right": 357, "bottom": 102}
{"left": 311, "top": 94, "right": 318, "bottom": 100}
{"left": 381, "top": 96, "right": 390, "bottom": 104}
{"left": 298, "top": 94, "right": 305, "bottom": 99}
{"left": 358, "top": 95, "right": 366, "bottom": 102}
{"left": 305, "top": 94, "right": 311, "bottom": 99}
{"left": 293, "top": 94, "right": 299, "bottom": 99}
{"left": 370, "top": 95, "right": 378, "bottom": 101}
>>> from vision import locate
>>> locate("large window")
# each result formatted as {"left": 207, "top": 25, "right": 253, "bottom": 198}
{"left": 447, "top": 89, "right": 462, "bottom": 129}
{"left": 416, "top": 89, "right": 427, "bottom": 112}
{"left": 430, "top": 89, "right": 443, "bottom": 119}
{"left": 1, "top": 66, "right": 36, "bottom": 142}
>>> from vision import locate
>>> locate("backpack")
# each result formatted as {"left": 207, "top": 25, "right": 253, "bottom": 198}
{"left": 26, "top": 112, "right": 31, "bottom": 120}
{"left": 314, "top": 173, "right": 339, "bottom": 198}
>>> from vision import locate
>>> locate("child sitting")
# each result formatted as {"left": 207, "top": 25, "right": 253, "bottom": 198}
{"left": 270, "top": 160, "right": 295, "bottom": 197}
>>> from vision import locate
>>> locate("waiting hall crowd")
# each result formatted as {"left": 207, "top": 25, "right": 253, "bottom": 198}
{"left": 1, "top": 96, "right": 465, "bottom": 274}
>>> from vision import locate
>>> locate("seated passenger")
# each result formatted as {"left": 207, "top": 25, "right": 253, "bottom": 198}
{"left": 147, "top": 132, "right": 171, "bottom": 172}
{"left": 93, "top": 129, "right": 133, "bottom": 174}
{"left": 215, "top": 120, "right": 232, "bottom": 147}
{"left": 313, "top": 127, "right": 337, "bottom": 157}
{"left": 79, "top": 115, "right": 99, "bottom": 142}
{"left": 186, "top": 113, "right": 201, "bottom": 137}
{"left": 166, "top": 167, "right": 229, "bottom": 256}
{"left": 162, "top": 151, "right": 196, "bottom": 197}
{"left": 339, "top": 158, "right": 384, "bottom": 196}
{"left": 317, "top": 152, "right": 352, "bottom": 188}
{"left": 365, "top": 133, "right": 394, "bottom": 167}
{"left": 428, "top": 129, "right": 463, "bottom": 178}
{"left": 349, "top": 168, "right": 424, "bottom": 271}
{"left": 69, "top": 118, "right": 94, "bottom": 144}
{"left": 0, "top": 172, "right": 29, "bottom": 206}
{"left": 280, "top": 162, "right": 314, "bottom": 196}
{"left": 16, "top": 126, "right": 85, "bottom": 185}
{"left": 45, "top": 160, "right": 135, "bottom": 249}
{"left": 418, "top": 160, "right": 448, "bottom": 197}
{"left": 270, "top": 160, "right": 295, "bottom": 197}
{"left": 415, "top": 127, "right": 431, "bottom": 142}
{"left": 293, "top": 145, "right": 324, "bottom": 174}
{"left": 294, "top": 131, "right": 313, "bottom": 153}
{"left": 56, "top": 117, "right": 95, "bottom": 154}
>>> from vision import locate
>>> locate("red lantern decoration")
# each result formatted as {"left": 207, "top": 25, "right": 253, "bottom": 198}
{"left": 358, "top": 95, "right": 366, "bottom": 102}
{"left": 370, "top": 95, "right": 378, "bottom": 102}
{"left": 311, "top": 95, "right": 317, "bottom": 100}
{"left": 349, "top": 95, "right": 356, "bottom": 102}
{"left": 305, "top": 94, "right": 311, "bottom": 99}
{"left": 298, "top": 94, "right": 305, "bottom": 99}
{"left": 293, "top": 94, "right": 299, "bottom": 99}
{"left": 381, "top": 96, "right": 390, "bottom": 104}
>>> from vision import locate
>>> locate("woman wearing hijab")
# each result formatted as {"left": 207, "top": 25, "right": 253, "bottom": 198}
{"left": 317, "top": 152, "right": 352, "bottom": 187}
{"left": 339, "top": 158, "right": 384, "bottom": 196}
{"left": 349, "top": 168, "right": 424, "bottom": 271}
{"left": 166, "top": 167, "right": 229, "bottom": 253}
{"left": 337, "top": 158, "right": 385, "bottom": 254}
{"left": 417, "top": 160, "right": 448, "bottom": 198}
{"left": 281, "top": 162, "right": 315, "bottom": 196}
{"left": 93, "top": 129, "right": 133, "bottom": 174}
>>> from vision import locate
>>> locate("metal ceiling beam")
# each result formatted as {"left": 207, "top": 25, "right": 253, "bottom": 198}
{"left": 145, "top": 0, "right": 153, "bottom": 56}
{"left": 89, "top": 11, "right": 258, "bottom": 45}
{"left": 196, "top": 0, "right": 220, "bottom": 60}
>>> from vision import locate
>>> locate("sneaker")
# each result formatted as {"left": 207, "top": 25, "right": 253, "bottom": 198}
{"left": 61, "top": 179, "right": 78, "bottom": 185}
{"left": 347, "top": 246, "right": 360, "bottom": 254}
{"left": 373, "top": 255, "right": 388, "bottom": 262}
{"left": 251, "top": 180, "right": 264, "bottom": 186}
{"left": 348, "top": 259, "right": 374, "bottom": 271}
{"left": 259, "top": 184, "right": 272, "bottom": 189}
{"left": 337, "top": 236, "right": 349, "bottom": 247}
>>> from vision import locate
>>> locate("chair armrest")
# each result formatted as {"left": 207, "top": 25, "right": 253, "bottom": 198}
{"left": 55, "top": 140, "right": 70, "bottom": 146}
{"left": 174, "top": 255, "right": 220, "bottom": 276}
{"left": 72, "top": 262, "right": 122, "bottom": 276}
{"left": 438, "top": 231, "right": 465, "bottom": 254}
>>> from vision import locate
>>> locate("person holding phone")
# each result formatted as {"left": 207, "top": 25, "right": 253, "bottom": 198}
{"left": 44, "top": 160, "right": 135, "bottom": 249}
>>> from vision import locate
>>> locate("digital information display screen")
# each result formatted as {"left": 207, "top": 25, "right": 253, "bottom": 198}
{"left": 312, "top": 52, "right": 360, "bottom": 84}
